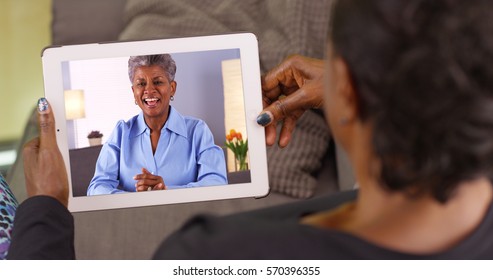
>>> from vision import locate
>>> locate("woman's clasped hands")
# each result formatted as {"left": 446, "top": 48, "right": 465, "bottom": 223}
{"left": 133, "top": 168, "right": 166, "bottom": 191}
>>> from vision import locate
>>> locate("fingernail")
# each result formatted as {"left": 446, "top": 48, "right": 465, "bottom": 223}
{"left": 256, "top": 112, "right": 273, "bottom": 126}
{"left": 37, "top": 98, "right": 49, "bottom": 113}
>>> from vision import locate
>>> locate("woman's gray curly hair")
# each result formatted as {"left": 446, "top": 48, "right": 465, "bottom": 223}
{"left": 128, "top": 54, "right": 176, "bottom": 83}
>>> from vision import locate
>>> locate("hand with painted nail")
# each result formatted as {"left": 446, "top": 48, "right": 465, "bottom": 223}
{"left": 133, "top": 168, "right": 166, "bottom": 192}
{"left": 257, "top": 55, "right": 324, "bottom": 148}
{"left": 22, "top": 98, "right": 69, "bottom": 207}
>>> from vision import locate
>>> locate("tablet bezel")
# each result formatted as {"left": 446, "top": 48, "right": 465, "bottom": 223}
{"left": 42, "top": 33, "right": 269, "bottom": 212}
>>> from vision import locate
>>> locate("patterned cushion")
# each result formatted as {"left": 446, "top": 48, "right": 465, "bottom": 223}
{"left": 0, "top": 175, "right": 18, "bottom": 259}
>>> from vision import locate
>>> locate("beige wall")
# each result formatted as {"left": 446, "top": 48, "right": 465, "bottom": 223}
{"left": 0, "top": 0, "right": 52, "bottom": 142}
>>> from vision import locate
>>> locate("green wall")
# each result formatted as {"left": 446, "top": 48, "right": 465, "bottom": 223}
{"left": 0, "top": 0, "right": 52, "bottom": 142}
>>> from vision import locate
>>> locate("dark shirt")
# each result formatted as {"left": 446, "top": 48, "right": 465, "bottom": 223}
{"left": 8, "top": 196, "right": 75, "bottom": 260}
{"left": 155, "top": 191, "right": 493, "bottom": 259}
{"left": 7, "top": 191, "right": 493, "bottom": 259}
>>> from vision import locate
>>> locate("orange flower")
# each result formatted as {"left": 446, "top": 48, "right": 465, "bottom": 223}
{"left": 229, "top": 129, "right": 237, "bottom": 139}
{"left": 226, "top": 134, "right": 233, "bottom": 142}
{"left": 236, "top": 132, "right": 243, "bottom": 141}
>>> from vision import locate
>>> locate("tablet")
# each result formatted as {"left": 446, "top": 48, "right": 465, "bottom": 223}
{"left": 42, "top": 33, "right": 269, "bottom": 212}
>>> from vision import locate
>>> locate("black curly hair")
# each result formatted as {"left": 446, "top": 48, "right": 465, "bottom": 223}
{"left": 331, "top": 0, "right": 493, "bottom": 203}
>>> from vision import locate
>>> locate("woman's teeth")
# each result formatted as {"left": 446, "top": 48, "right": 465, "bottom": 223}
{"left": 144, "top": 98, "right": 159, "bottom": 106}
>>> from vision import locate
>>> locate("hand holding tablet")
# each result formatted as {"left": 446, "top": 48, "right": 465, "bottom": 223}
{"left": 23, "top": 98, "right": 69, "bottom": 208}
{"left": 41, "top": 33, "right": 269, "bottom": 212}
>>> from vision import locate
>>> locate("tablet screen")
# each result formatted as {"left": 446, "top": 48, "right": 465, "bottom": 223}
{"left": 42, "top": 34, "right": 268, "bottom": 211}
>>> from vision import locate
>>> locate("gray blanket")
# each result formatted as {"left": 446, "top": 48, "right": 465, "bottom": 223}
{"left": 119, "top": 0, "right": 333, "bottom": 73}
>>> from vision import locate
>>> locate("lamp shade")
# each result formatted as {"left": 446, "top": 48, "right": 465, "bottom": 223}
{"left": 222, "top": 59, "right": 247, "bottom": 172}
{"left": 64, "top": 90, "right": 86, "bottom": 120}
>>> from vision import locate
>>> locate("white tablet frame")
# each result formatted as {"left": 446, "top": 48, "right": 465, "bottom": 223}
{"left": 42, "top": 33, "right": 269, "bottom": 212}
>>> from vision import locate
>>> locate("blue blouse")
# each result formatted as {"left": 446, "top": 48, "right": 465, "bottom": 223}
{"left": 87, "top": 107, "right": 227, "bottom": 195}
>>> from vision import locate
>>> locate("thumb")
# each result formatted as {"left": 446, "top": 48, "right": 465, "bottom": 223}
{"left": 256, "top": 88, "right": 307, "bottom": 127}
{"left": 22, "top": 137, "right": 40, "bottom": 161}
{"left": 37, "top": 98, "right": 58, "bottom": 149}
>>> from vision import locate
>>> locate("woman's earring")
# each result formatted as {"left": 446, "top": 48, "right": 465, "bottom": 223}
{"left": 171, "top": 96, "right": 174, "bottom": 101}
{"left": 135, "top": 100, "right": 138, "bottom": 105}
{"left": 339, "top": 117, "right": 349, "bottom": 125}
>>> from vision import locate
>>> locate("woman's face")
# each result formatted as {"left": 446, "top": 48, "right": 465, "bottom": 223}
{"left": 324, "top": 43, "right": 345, "bottom": 145}
{"left": 131, "top": 65, "right": 176, "bottom": 120}
{"left": 323, "top": 41, "right": 360, "bottom": 153}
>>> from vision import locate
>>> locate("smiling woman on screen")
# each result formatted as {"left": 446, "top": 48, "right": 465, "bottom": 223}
{"left": 87, "top": 54, "right": 227, "bottom": 196}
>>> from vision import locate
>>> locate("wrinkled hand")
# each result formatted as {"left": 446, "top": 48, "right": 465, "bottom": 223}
{"left": 23, "top": 98, "right": 69, "bottom": 207}
{"left": 257, "top": 55, "right": 324, "bottom": 148}
{"left": 133, "top": 168, "right": 166, "bottom": 192}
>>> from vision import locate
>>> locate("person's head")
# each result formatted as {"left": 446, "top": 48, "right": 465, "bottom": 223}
{"left": 128, "top": 54, "right": 177, "bottom": 120}
{"left": 325, "top": 0, "right": 493, "bottom": 203}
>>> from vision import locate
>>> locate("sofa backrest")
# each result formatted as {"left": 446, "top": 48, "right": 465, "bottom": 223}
{"left": 69, "top": 145, "right": 102, "bottom": 197}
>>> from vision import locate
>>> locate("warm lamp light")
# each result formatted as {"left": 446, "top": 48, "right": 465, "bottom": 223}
{"left": 64, "top": 89, "right": 86, "bottom": 149}
{"left": 64, "top": 90, "right": 86, "bottom": 120}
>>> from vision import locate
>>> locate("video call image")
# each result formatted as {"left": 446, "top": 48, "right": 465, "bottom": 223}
{"left": 61, "top": 49, "right": 251, "bottom": 197}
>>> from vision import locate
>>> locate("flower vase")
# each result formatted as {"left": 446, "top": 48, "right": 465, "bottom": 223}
{"left": 235, "top": 156, "right": 248, "bottom": 171}
{"left": 88, "top": 138, "right": 102, "bottom": 146}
